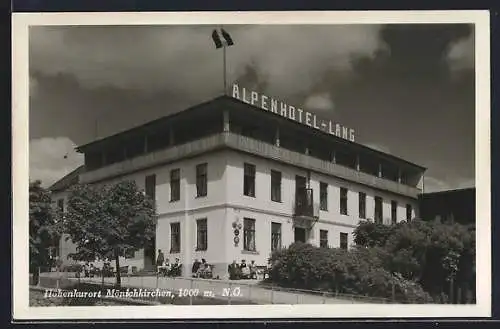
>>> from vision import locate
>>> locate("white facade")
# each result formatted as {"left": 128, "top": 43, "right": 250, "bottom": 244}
{"left": 54, "top": 148, "right": 419, "bottom": 279}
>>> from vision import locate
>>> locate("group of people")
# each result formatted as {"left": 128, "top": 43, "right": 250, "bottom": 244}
{"left": 80, "top": 260, "right": 113, "bottom": 278}
{"left": 156, "top": 250, "right": 261, "bottom": 280}
{"left": 228, "top": 260, "right": 258, "bottom": 280}
{"left": 156, "top": 249, "right": 182, "bottom": 277}
{"left": 191, "top": 259, "right": 213, "bottom": 279}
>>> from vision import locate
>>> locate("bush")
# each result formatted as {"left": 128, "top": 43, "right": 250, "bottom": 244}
{"left": 268, "top": 243, "right": 433, "bottom": 303}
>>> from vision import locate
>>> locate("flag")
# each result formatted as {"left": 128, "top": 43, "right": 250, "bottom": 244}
{"left": 212, "top": 29, "right": 223, "bottom": 49}
{"left": 212, "top": 28, "right": 234, "bottom": 49}
{"left": 221, "top": 28, "right": 234, "bottom": 46}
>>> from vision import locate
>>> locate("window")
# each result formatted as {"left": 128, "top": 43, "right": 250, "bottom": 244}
{"left": 271, "top": 222, "right": 282, "bottom": 251}
{"left": 359, "top": 192, "right": 366, "bottom": 219}
{"left": 243, "top": 218, "right": 256, "bottom": 251}
{"left": 271, "top": 170, "right": 282, "bottom": 202}
{"left": 320, "top": 230, "right": 328, "bottom": 248}
{"left": 145, "top": 174, "right": 156, "bottom": 204}
{"left": 47, "top": 246, "right": 59, "bottom": 258}
{"left": 340, "top": 233, "right": 348, "bottom": 250}
{"left": 340, "top": 187, "right": 348, "bottom": 215}
{"left": 196, "top": 218, "right": 208, "bottom": 251}
{"left": 375, "top": 196, "right": 383, "bottom": 224}
{"left": 406, "top": 204, "right": 413, "bottom": 221}
{"left": 170, "top": 222, "right": 181, "bottom": 253}
{"left": 243, "top": 163, "right": 256, "bottom": 197}
{"left": 124, "top": 248, "right": 135, "bottom": 259}
{"left": 391, "top": 200, "right": 398, "bottom": 225}
{"left": 170, "top": 169, "right": 180, "bottom": 201}
{"left": 320, "top": 182, "right": 328, "bottom": 211}
{"left": 196, "top": 163, "right": 208, "bottom": 197}
{"left": 57, "top": 199, "right": 64, "bottom": 212}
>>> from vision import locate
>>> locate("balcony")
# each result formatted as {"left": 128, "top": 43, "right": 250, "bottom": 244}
{"left": 79, "top": 132, "right": 422, "bottom": 199}
{"left": 224, "top": 133, "right": 422, "bottom": 198}
{"left": 293, "top": 188, "right": 320, "bottom": 229}
{"left": 294, "top": 188, "right": 317, "bottom": 217}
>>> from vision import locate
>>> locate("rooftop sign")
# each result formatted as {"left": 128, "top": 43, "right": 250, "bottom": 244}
{"left": 231, "top": 83, "right": 355, "bottom": 142}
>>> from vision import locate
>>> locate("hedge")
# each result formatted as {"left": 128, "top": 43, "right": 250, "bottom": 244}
{"left": 268, "top": 242, "right": 433, "bottom": 303}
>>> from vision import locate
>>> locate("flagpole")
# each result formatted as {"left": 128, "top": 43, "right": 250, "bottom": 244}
{"left": 223, "top": 44, "right": 227, "bottom": 95}
{"left": 213, "top": 26, "right": 233, "bottom": 96}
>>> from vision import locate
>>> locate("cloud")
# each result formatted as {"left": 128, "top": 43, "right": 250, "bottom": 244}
{"left": 30, "top": 137, "right": 84, "bottom": 187}
{"left": 424, "top": 176, "right": 475, "bottom": 193}
{"left": 29, "top": 25, "right": 384, "bottom": 99}
{"left": 454, "top": 178, "right": 475, "bottom": 190}
{"left": 424, "top": 176, "right": 451, "bottom": 193}
{"left": 446, "top": 32, "right": 474, "bottom": 72}
{"left": 304, "top": 93, "right": 335, "bottom": 112}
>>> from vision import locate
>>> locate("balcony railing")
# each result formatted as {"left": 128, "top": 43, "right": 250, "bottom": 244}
{"left": 294, "top": 188, "right": 319, "bottom": 218}
{"left": 80, "top": 132, "right": 422, "bottom": 198}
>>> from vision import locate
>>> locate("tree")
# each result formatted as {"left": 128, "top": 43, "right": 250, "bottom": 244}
{"left": 353, "top": 220, "right": 397, "bottom": 247}
{"left": 355, "top": 218, "right": 476, "bottom": 302}
{"left": 61, "top": 181, "right": 156, "bottom": 287}
{"left": 29, "top": 180, "right": 58, "bottom": 285}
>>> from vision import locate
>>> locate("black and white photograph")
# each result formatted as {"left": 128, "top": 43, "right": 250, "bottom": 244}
{"left": 12, "top": 11, "right": 490, "bottom": 320}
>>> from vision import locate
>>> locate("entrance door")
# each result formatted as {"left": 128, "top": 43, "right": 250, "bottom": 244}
{"left": 295, "top": 175, "right": 307, "bottom": 191}
{"left": 295, "top": 175, "right": 307, "bottom": 209}
{"left": 294, "top": 227, "right": 306, "bottom": 243}
{"left": 144, "top": 237, "right": 156, "bottom": 271}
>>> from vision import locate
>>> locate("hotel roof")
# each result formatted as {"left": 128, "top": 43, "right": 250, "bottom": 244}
{"left": 76, "top": 95, "right": 426, "bottom": 172}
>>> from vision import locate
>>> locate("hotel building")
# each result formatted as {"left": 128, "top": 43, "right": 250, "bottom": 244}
{"left": 50, "top": 92, "right": 425, "bottom": 279}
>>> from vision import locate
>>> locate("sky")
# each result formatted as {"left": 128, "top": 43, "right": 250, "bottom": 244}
{"left": 28, "top": 24, "right": 476, "bottom": 192}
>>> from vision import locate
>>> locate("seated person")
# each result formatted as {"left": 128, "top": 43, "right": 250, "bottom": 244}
{"left": 170, "top": 258, "right": 181, "bottom": 277}
{"left": 240, "top": 260, "right": 250, "bottom": 279}
{"left": 159, "top": 259, "right": 170, "bottom": 276}
{"left": 192, "top": 259, "right": 201, "bottom": 277}
{"left": 198, "top": 259, "right": 212, "bottom": 279}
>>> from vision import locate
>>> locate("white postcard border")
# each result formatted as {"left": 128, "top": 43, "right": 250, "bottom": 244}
{"left": 12, "top": 10, "right": 491, "bottom": 320}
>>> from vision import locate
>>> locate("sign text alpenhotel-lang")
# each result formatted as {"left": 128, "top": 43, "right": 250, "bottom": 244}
{"left": 231, "top": 83, "right": 355, "bottom": 142}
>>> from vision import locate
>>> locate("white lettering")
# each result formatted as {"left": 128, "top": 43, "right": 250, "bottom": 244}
{"left": 297, "top": 108, "right": 303, "bottom": 122}
{"left": 251, "top": 91, "right": 259, "bottom": 105}
{"left": 261, "top": 95, "right": 268, "bottom": 110}
{"left": 271, "top": 99, "right": 278, "bottom": 113}
{"left": 230, "top": 85, "right": 356, "bottom": 141}
{"left": 232, "top": 287, "right": 241, "bottom": 296}
{"left": 313, "top": 115, "right": 319, "bottom": 129}
{"left": 280, "top": 102, "right": 287, "bottom": 117}
{"left": 232, "top": 84, "right": 240, "bottom": 99}
{"left": 305, "top": 112, "right": 312, "bottom": 126}
{"left": 342, "top": 127, "right": 348, "bottom": 139}
{"left": 349, "top": 129, "right": 355, "bottom": 142}
{"left": 288, "top": 106, "right": 296, "bottom": 120}
{"left": 242, "top": 88, "right": 250, "bottom": 104}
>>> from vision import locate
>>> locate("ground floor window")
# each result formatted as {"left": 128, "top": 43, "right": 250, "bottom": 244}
{"left": 320, "top": 229, "right": 328, "bottom": 248}
{"left": 243, "top": 218, "right": 256, "bottom": 251}
{"left": 170, "top": 222, "right": 181, "bottom": 253}
{"left": 124, "top": 248, "right": 135, "bottom": 259}
{"left": 340, "top": 232, "right": 348, "bottom": 250}
{"left": 196, "top": 218, "right": 208, "bottom": 251}
{"left": 271, "top": 222, "right": 282, "bottom": 251}
{"left": 294, "top": 227, "right": 306, "bottom": 243}
{"left": 406, "top": 204, "right": 413, "bottom": 221}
